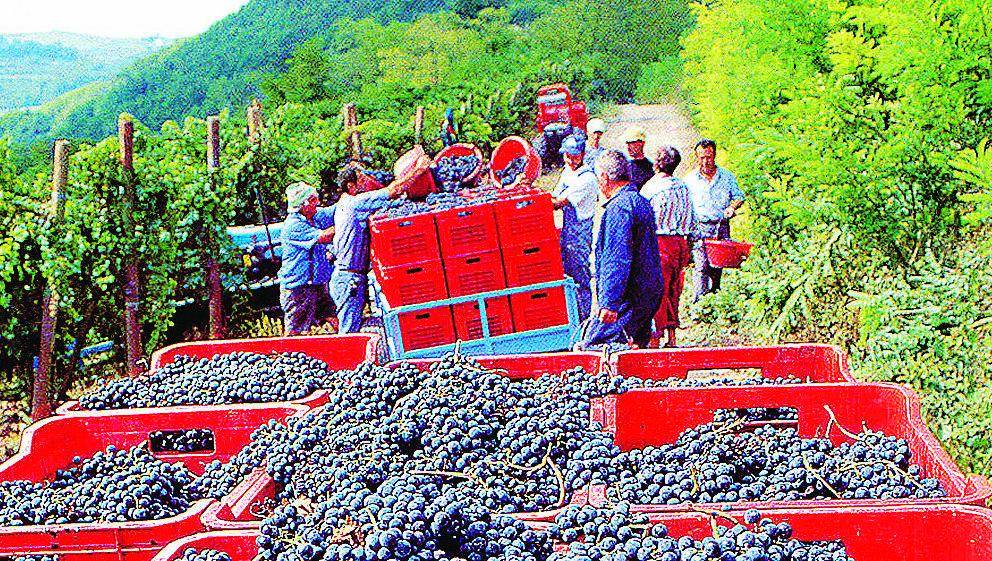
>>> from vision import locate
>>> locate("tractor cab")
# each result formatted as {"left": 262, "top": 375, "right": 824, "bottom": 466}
{"left": 533, "top": 83, "right": 590, "bottom": 169}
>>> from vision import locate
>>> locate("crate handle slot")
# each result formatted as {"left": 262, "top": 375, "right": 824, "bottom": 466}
{"left": 523, "top": 247, "right": 540, "bottom": 255}
{"left": 148, "top": 428, "right": 216, "bottom": 454}
{"left": 399, "top": 220, "right": 414, "bottom": 227}
{"left": 516, "top": 200, "right": 534, "bottom": 209}
{"left": 531, "top": 293, "right": 548, "bottom": 300}
{"left": 457, "top": 210, "right": 474, "bottom": 217}
{"left": 415, "top": 312, "right": 431, "bottom": 319}
{"left": 467, "top": 257, "right": 481, "bottom": 264}
{"left": 407, "top": 267, "right": 424, "bottom": 273}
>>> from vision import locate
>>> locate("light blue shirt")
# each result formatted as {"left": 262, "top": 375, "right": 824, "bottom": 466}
{"left": 685, "top": 167, "right": 744, "bottom": 223}
{"left": 278, "top": 207, "right": 335, "bottom": 289}
{"left": 332, "top": 189, "right": 391, "bottom": 272}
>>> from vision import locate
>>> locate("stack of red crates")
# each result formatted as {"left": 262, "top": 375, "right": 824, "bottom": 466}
{"left": 369, "top": 189, "right": 569, "bottom": 351}
{"left": 494, "top": 191, "right": 568, "bottom": 332}
{"left": 370, "top": 213, "right": 455, "bottom": 350}
{"left": 435, "top": 203, "right": 515, "bottom": 340}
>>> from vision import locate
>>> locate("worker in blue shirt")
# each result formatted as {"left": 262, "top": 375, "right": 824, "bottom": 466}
{"left": 330, "top": 165, "right": 418, "bottom": 333}
{"left": 278, "top": 182, "right": 337, "bottom": 335}
{"left": 581, "top": 150, "right": 663, "bottom": 349}
{"left": 685, "top": 138, "right": 745, "bottom": 301}
{"left": 552, "top": 136, "right": 597, "bottom": 321}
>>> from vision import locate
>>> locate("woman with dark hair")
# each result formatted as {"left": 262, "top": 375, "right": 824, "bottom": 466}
{"left": 639, "top": 145, "right": 697, "bottom": 347}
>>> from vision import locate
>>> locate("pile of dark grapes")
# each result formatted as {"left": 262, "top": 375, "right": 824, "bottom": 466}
{"left": 364, "top": 169, "right": 395, "bottom": 186}
{"left": 607, "top": 422, "right": 944, "bottom": 506}
{"left": 435, "top": 155, "right": 481, "bottom": 192}
{"left": 548, "top": 504, "right": 855, "bottom": 561}
{"left": 179, "top": 549, "right": 233, "bottom": 561}
{"left": 372, "top": 187, "right": 498, "bottom": 219}
{"left": 0, "top": 445, "right": 202, "bottom": 526}
{"left": 78, "top": 352, "right": 345, "bottom": 410}
{"left": 150, "top": 429, "right": 215, "bottom": 453}
{"left": 496, "top": 157, "right": 528, "bottom": 186}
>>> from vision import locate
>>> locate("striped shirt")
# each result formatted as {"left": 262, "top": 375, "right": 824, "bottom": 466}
{"left": 640, "top": 175, "right": 698, "bottom": 237}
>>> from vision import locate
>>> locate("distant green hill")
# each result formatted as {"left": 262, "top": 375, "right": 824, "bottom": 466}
{"left": 0, "top": 32, "right": 169, "bottom": 112}
{"left": 0, "top": 0, "right": 449, "bottom": 145}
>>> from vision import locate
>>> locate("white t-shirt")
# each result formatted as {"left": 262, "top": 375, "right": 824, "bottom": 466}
{"left": 553, "top": 165, "right": 599, "bottom": 221}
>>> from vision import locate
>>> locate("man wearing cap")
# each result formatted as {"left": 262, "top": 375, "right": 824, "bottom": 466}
{"left": 583, "top": 118, "right": 607, "bottom": 172}
{"left": 552, "top": 135, "right": 597, "bottom": 321}
{"left": 623, "top": 126, "right": 654, "bottom": 190}
{"left": 580, "top": 149, "right": 663, "bottom": 350}
{"left": 685, "top": 139, "right": 745, "bottom": 300}
{"left": 330, "top": 166, "right": 417, "bottom": 333}
{"left": 278, "top": 182, "right": 337, "bottom": 335}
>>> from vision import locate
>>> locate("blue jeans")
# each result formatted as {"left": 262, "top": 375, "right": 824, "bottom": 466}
{"left": 561, "top": 214, "right": 593, "bottom": 322}
{"left": 330, "top": 269, "right": 368, "bottom": 334}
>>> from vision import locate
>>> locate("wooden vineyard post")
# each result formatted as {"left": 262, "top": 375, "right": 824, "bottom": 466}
{"left": 32, "top": 139, "right": 69, "bottom": 420}
{"left": 205, "top": 116, "right": 226, "bottom": 339}
{"left": 247, "top": 99, "right": 264, "bottom": 143}
{"left": 343, "top": 102, "right": 362, "bottom": 159}
{"left": 414, "top": 106, "right": 425, "bottom": 146}
{"left": 119, "top": 114, "right": 144, "bottom": 375}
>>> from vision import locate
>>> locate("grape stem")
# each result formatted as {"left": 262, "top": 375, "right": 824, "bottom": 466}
{"left": 823, "top": 405, "right": 861, "bottom": 440}
{"left": 802, "top": 453, "right": 841, "bottom": 498}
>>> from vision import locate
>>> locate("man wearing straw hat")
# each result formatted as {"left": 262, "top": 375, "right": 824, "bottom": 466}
{"left": 623, "top": 125, "right": 655, "bottom": 190}
{"left": 277, "top": 182, "right": 337, "bottom": 335}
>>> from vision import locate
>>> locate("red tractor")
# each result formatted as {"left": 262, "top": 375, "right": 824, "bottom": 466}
{"left": 532, "top": 83, "right": 590, "bottom": 170}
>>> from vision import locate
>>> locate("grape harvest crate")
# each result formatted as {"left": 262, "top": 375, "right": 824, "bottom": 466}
{"left": 56, "top": 334, "right": 380, "bottom": 414}
{"left": 0, "top": 404, "right": 313, "bottom": 558}
{"left": 588, "top": 383, "right": 992, "bottom": 512}
{"left": 530, "top": 505, "right": 992, "bottom": 561}
{"left": 609, "top": 344, "right": 856, "bottom": 383}
{"left": 151, "top": 530, "right": 260, "bottom": 561}
{"left": 372, "top": 278, "right": 582, "bottom": 359}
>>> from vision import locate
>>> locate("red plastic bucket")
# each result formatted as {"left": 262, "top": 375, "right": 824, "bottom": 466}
{"left": 433, "top": 143, "right": 484, "bottom": 185}
{"left": 490, "top": 136, "right": 542, "bottom": 187}
{"left": 703, "top": 239, "right": 752, "bottom": 268}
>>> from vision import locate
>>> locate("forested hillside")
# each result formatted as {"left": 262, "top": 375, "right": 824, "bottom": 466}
{"left": 0, "top": 0, "right": 451, "bottom": 144}
{"left": 0, "top": 33, "right": 168, "bottom": 112}
{"left": 680, "top": 0, "right": 992, "bottom": 476}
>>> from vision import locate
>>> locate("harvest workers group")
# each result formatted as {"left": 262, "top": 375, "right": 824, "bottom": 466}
{"left": 278, "top": 151, "right": 431, "bottom": 335}
{"left": 574, "top": 130, "right": 743, "bottom": 349}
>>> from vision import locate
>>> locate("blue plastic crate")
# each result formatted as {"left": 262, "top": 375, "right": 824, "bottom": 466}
{"left": 372, "top": 278, "right": 582, "bottom": 360}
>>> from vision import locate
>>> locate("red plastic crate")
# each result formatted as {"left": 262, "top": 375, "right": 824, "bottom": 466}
{"left": 502, "top": 240, "right": 564, "bottom": 287}
{"left": 444, "top": 250, "right": 507, "bottom": 297}
{"left": 0, "top": 403, "right": 309, "bottom": 481}
{"left": 0, "top": 403, "right": 311, "bottom": 557}
{"left": 609, "top": 344, "right": 855, "bottom": 383}
{"left": 452, "top": 297, "right": 515, "bottom": 340}
{"left": 369, "top": 212, "right": 441, "bottom": 267}
{"left": 398, "top": 352, "right": 603, "bottom": 380}
{"left": 152, "top": 531, "right": 259, "bottom": 561}
{"left": 530, "top": 505, "right": 992, "bottom": 561}
{"left": 493, "top": 192, "right": 557, "bottom": 249}
{"left": 397, "top": 306, "right": 457, "bottom": 350}
{"left": 149, "top": 334, "right": 380, "bottom": 371}
{"left": 375, "top": 260, "right": 448, "bottom": 306}
{"left": 510, "top": 288, "right": 569, "bottom": 332}
{"left": 591, "top": 383, "right": 991, "bottom": 511}
{"left": 434, "top": 202, "right": 499, "bottom": 258}
{"left": 57, "top": 334, "right": 378, "bottom": 414}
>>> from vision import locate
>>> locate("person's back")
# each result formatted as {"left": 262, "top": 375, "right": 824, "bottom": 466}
{"left": 602, "top": 186, "right": 663, "bottom": 300}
